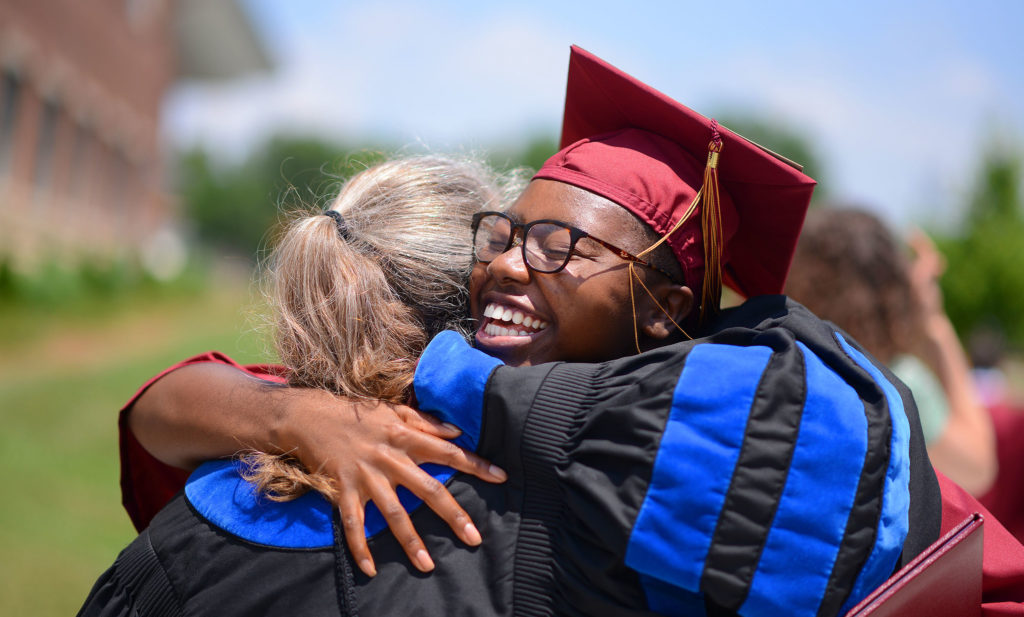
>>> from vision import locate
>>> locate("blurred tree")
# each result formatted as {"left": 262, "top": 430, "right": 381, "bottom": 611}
{"left": 934, "top": 143, "right": 1024, "bottom": 347}
{"left": 717, "top": 115, "right": 827, "bottom": 204}
{"left": 178, "top": 137, "right": 387, "bottom": 258}
{"left": 486, "top": 134, "right": 558, "bottom": 176}
{"left": 178, "top": 135, "right": 556, "bottom": 259}
{"left": 515, "top": 134, "right": 559, "bottom": 174}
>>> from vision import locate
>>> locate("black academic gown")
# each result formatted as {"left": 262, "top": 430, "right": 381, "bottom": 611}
{"left": 78, "top": 296, "right": 940, "bottom": 617}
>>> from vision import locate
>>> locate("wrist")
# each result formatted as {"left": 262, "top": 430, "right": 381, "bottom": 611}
{"left": 911, "top": 311, "right": 948, "bottom": 343}
{"left": 264, "top": 383, "right": 303, "bottom": 455}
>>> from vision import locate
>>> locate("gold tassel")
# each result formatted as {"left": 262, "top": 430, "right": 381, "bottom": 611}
{"left": 630, "top": 121, "right": 724, "bottom": 351}
{"left": 699, "top": 134, "right": 724, "bottom": 325}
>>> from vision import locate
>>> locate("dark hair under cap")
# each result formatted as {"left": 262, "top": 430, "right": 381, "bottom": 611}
{"left": 323, "top": 209, "right": 352, "bottom": 241}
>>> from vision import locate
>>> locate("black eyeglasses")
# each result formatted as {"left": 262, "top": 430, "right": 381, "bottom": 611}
{"left": 471, "top": 211, "right": 682, "bottom": 284}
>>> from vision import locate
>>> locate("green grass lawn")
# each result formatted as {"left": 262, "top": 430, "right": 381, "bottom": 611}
{"left": 0, "top": 280, "right": 274, "bottom": 616}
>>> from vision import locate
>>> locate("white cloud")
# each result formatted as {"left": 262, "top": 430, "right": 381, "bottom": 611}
{"left": 678, "top": 46, "right": 1017, "bottom": 227}
{"left": 163, "top": 3, "right": 571, "bottom": 159}
{"left": 162, "top": 1, "right": 1022, "bottom": 229}
{"left": 939, "top": 55, "right": 998, "bottom": 102}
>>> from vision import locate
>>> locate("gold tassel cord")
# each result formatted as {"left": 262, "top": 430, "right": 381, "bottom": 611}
{"left": 636, "top": 187, "right": 703, "bottom": 261}
{"left": 629, "top": 262, "right": 691, "bottom": 353}
{"left": 630, "top": 123, "right": 725, "bottom": 351}
{"left": 630, "top": 262, "right": 641, "bottom": 354}
{"left": 630, "top": 188, "right": 702, "bottom": 353}
{"left": 699, "top": 139, "right": 724, "bottom": 325}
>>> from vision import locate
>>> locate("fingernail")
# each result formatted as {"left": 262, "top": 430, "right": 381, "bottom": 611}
{"left": 415, "top": 549, "right": 435, "bottom": 571}
{"left": 359, "top": 558, "right": 376, "bottom": 577}
{"left": 489, "top": 464, "right": 507, "bottom": 481}
{"left": 441, "top": 422, "right": 460, "bottom": 433}
{"left": 464, "top": 523, "right": 482, "bottom": 546}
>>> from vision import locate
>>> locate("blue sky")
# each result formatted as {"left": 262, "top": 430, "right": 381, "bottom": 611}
{"left": 164, "top": 0, "right": 1024, "bottom": 229}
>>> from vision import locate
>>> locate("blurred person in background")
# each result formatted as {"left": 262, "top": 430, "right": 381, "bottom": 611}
{"left": 968, "top": 325, "right": 1012, "bottom": 409}
{"left": 966, "top": 319, "right": 1024, "bottom": 545}
{"left": 784, "top": 208, "right": 998, "bottom": 496}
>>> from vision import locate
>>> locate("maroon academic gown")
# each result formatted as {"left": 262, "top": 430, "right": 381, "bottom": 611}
{"left": 978, "top": 403, "right": 1024, "bottom": 546}
{"left": 119, "top": 353, "right": 1024, "bottom": 614}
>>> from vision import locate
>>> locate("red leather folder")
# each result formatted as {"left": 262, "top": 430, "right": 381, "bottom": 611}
{"left": 844, "top": 513, "right": 984, "bottom": 617}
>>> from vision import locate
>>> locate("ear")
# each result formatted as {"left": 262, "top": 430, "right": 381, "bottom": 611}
{"left": 638, "top": 281, "right": 694, "bottom": 341}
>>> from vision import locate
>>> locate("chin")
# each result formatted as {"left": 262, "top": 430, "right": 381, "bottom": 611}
{"left": 480, "top": 344, "right": 527, "bottom": 367}
{"left": 479, "top": 341, "right": 542, "bottom": 368}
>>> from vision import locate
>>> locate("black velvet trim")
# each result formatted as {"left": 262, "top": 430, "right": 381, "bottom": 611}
{"left": 513, "top": 363, "right": 596, "bottom": 617}
{"left": 331, "top": 511, "right": 359, "bottom": 617}
{"left": 110, "top": 529, "right": 183, "bottom": 617}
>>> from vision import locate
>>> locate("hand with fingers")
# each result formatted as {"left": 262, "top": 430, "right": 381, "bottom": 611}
{"left": 273, "top": 388, "right": 507, "bottom": 577}
{"left": 907, "top": 228, "right": 947, "bottom": 322}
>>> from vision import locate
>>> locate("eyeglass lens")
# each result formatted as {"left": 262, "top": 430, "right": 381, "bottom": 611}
{"left": 473, "top": 214, "right": 575, "bottom": 273}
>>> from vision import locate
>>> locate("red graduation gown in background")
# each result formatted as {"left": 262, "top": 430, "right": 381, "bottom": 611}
{"left": 119, "top": 353, "right": 1024, "bottom": 614}
{"left": 936, "top": 470, "right": 1024, "bottom": 616}
{"left": 978, "top": 403, "right": 1024, "bottom": 546}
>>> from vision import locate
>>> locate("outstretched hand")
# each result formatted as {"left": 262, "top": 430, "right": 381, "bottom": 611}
{"left": 273, "top": 388, "right": 507, "bottom": 577}
{"left": 907, "top": 228, "right": 947, "bottom": 320}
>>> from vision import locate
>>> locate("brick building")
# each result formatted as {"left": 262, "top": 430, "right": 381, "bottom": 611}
{"left": 0, "top": 0, "right": 269, "bottom": 270}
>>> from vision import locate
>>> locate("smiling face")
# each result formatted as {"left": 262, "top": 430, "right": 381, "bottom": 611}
{"left": 470, "top": 179, "right": 688, "bottom": 367}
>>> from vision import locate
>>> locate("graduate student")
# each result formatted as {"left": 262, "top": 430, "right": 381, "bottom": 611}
{"left": 111, "top": 47, "right": 1024, "bottom": 615}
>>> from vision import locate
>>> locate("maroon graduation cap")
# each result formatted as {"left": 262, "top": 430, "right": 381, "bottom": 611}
{"left": 534, "top": 46, "right": 816, "bottom": 314}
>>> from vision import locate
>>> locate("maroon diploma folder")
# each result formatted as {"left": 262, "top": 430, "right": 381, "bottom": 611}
{"left": 845, "top": 513, "right": 984, "bottom": 617}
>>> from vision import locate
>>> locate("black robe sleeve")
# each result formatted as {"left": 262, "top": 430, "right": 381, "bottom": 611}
{"left": 413, "top": 298, "right": 940, "bottom": 617}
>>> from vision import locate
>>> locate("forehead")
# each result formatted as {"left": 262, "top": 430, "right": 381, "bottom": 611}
{"left": 509, "top": 179, "right": 638, "bottom": 238}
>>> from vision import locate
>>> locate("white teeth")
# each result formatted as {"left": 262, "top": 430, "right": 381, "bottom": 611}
{"left": 481, "top": 319, "right": 547, "bottom": 338}
{"left": 481, "top": 302, "right": 548, "bottom": 333}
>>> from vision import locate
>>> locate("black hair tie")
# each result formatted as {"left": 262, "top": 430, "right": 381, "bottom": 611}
{"left": 323, "top": 210, "right": 351, "bottom": 241}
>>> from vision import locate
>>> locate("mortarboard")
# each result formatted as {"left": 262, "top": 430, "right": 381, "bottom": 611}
{"left": 533, "top": 46, "right": 816, "bottom": 317}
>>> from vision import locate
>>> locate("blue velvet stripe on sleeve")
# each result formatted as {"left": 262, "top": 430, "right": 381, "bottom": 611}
{"left": 413, "top": 330, "right": 504, "bottom": 451}
{"left": 739, "top": 342, "right": 868, "bottom": 617}
{"left": 625, "top": 343, "right": 773, "bottom": 604}
{"left": 835, "top": 334, "right": 911, "bottom": 615}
